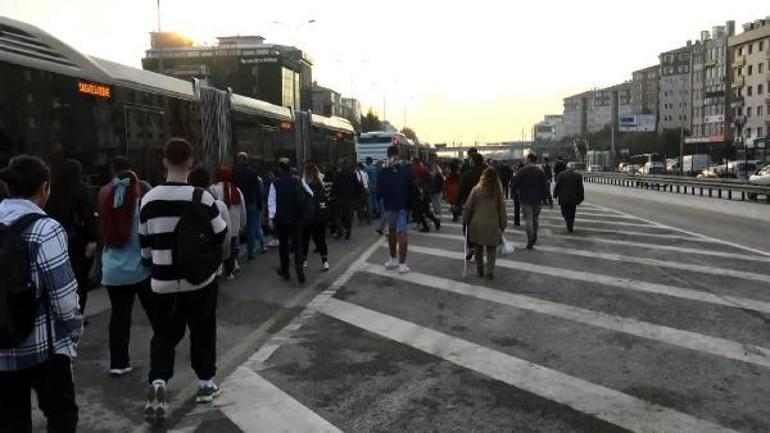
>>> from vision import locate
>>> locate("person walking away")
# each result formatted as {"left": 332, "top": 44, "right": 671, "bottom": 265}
{"left": 0, "top": 155, "right": 83, "bottom": 433}
{"left": 233, "top": 152, "right": 266, "bottom": 259}
{"left": 139, "top": 138, "right": 228, "bottom": 423}
{"left": 443, "top": 160, "right": 461, "bottom": 222}
{"left": 553, "top": 158, "right": 567, "bottom": 179}
{"left": 365, "top": 157, "right": 380, "bottom": 218}
{"left": 111, "top": 156, "right": 152, "bottom": 195}
{"left": 510, "top": 161, "right": 524, "bottom": 226}
{"left": 268, "top": 158, "right": 313, "bottom": 283}
{"left": 512, "top": 153, "right": 548, "bottom": 250}
{"left": 463, "top": 167, "right": 507, "bottom": 280}
{"left": 458, "top": 153, "right": 486, "bottom": 260}
{"left": 302, "top": 163, "right": 330, "bottom": 271}
{"left": 378, "top": 145, "right": 413, "bottom": 274}
{"left": 46, "top": 159, "right": 98, "bottom": 318}
{"left": 499, "top": 163, "right": 513, "bottom": 199}
{"left": 553, "top": 163, "right": 584, "bottom": 233}
{"left": 98, "top": 169, "right": 155, "bottom": 376}
{"left": 330, "top": 159, "right": 360, "bottom": 240}
{"left": 211, "top": 167, "right": 247, "bottom": 279}
{"left": 355, "top": 162, "right": 371, "bottom": 225}
{"left": 430, "top": 162, "right": 444, "bottom": 219}
{"left": 542, "top": 157, "right": 554, "bottom": 206}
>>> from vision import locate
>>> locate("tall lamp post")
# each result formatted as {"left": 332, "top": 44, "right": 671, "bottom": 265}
{"left": 733, "top": 115, "right": 746, "bottom": 178}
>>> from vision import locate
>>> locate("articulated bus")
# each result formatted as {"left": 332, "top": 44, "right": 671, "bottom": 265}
{"left": 0, "top": 16, "right": 355, "bottom": 185}
{"left": 357, "top": 131, "right": 437, "bottom": 163}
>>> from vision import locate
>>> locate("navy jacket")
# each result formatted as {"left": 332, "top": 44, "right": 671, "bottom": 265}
{"left": 512, "top": 165, "right": 548, "bottom": 205}
{"left": 233, "top": 164, "right": 262, "bottom": 209}
{"left": 273, "top": 174, "right": 299, "bottom": 223}
{"left": 377, "top": 161, "right": 413, "bottom": 212}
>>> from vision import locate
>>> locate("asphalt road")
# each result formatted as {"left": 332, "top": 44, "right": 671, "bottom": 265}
{"left": 34, "top": 183, "right": 770, "bottom": 432}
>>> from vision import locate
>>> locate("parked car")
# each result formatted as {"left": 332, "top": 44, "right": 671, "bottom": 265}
{"left": 749, "top": 165, "right": 770, "bottom": 186}
{"left": 588, "top": 165, "right": 603, "bottom": 173}
{"left": 697, "top": 165, "right": 724, "bottom": 179}
{"left": 727, "top": 161, "right": 758, "bottom": 179}
{"left": 666, "top": 159, "right": 681, "bottom": 175}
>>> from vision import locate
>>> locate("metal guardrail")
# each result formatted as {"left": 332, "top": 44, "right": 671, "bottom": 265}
{"left": 582, "top": 172, "right": 770, "bottom": 204}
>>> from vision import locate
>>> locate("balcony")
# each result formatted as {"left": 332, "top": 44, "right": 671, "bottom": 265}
{"left": 732, "top": 54, "right": 746, "bottom": 67}
{"left": 731, "top": 75, "right": 745, "bottom": 88}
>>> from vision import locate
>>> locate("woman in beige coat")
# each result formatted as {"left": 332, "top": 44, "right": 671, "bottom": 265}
{"left": 463, "top": 167, "right": 508, "bottom": 279}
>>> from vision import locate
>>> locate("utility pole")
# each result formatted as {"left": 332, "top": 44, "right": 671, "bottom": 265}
{"left": 156, "top": 0, "right": 163, "bottom": 75}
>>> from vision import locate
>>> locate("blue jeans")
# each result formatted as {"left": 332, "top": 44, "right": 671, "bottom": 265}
{"left": 246, "top": 205, "right": 265, "bottom": 258}
{"left": 369, "top": 189, "right": 381, "bottom": 215}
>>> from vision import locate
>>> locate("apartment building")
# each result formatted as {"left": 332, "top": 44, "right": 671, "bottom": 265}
{"left": 586, "top": 83, "right": 633, "bottom": 133}
{"left": 658, "top": 44, "right": 693, "bottom": 133}
{"left": 562, "top": 91, "right": 589, "bottom": 138}
{"left": 632, "top": 65, "right": 659, "bottom": 115}
{"left": 729, "top": 17, "right": 770, "bottom": 157}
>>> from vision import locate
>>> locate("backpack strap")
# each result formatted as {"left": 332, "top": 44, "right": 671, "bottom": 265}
{"left": 10, "top": 212, "right": 46, "bottom": 233}
{"left": 192, "top": 187, "right": 205, "bottom": 205}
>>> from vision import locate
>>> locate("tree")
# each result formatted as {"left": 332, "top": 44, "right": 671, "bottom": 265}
{"left": 400, "top": 127, "right": 418, "bottom": 142}
{"left": 360, "top": 109, "right": 383, "bottom": 133}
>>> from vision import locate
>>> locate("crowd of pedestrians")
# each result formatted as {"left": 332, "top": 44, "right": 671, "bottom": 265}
{"left": 0, "top": 134, "right": 585, "bottom": 432}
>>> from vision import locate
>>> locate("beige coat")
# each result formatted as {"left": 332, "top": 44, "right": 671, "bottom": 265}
{"left": 463, "top": 186, "right": 507, "bottom": 247}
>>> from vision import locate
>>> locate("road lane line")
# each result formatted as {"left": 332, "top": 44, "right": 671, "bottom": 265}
{"left": 587, "top": 202, "right": 770, "bottom": 257}
{"left": 319, "top": 298, "right": 737, "bottom": 433}
{"left": 504, "top": 231, "right": 770, "bottom": 263}
{"left": 361, "top": 264, "right": 770, "bottom": 369}
{"left": 528, "top": 216, "right": 658, "bottom": 228}
{"left": 215, "top": 366, "right": 343, "bottom": 433}
{"left": 399, "top": 245, "right": 770, "bottom": 315}
{"left": 414, "top": 231, "right": 770, "bottom": 283}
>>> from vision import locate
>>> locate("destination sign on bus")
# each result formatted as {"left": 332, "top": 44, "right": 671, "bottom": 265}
{"left": 78, "top": 81, "right": 111, "bottom": 98}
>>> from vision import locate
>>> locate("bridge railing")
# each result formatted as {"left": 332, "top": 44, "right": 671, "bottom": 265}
{"left": 581, "top": 172, "right": 770, "bottom": 204}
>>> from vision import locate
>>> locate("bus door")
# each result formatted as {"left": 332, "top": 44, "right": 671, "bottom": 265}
{"left": 124, "top": 105, "right": 166, "bottom": 185}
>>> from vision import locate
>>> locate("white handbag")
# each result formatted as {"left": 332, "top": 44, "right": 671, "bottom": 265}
{"left": 498, "top": 236, "right": 514, "bottom": 256}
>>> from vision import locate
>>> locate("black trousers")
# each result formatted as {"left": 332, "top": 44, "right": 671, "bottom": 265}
{"left": 560, "top": 203, "right": 577, "bottom": 228}
{"left": 149, "top": 282, "right": 218, "bottom": 384}
{"left": 502, "top": 183, "right": 510, "bottom": 199}
{"left": 70, "top": 250, "right": 91, "bottom": 314}
{"left": 277, "top": 221, "right": 304, "bottom": 275}
{"left": 106, "top": 278, "right": 155, "bottom": 370}
{"left": 335, "top": 201, "right": 354, "bottom": 237}
{"left": 303, "top": 220, "right": 328, "bottom": 261}
{"left": 513, "top": 193, "right": 521, "bottom": 225}
{"left": 0, "top": 355, "right": 78, "bottom": 433}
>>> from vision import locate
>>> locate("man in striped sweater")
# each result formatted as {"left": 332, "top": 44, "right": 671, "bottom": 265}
{"left": 138, "top": 138, "right": 228, "bottom": 423}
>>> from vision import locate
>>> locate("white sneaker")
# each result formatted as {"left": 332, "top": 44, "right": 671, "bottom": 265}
{"left": 109, "top": 366, "right": 133, "bottom": 376}
{"left": 322, "top": 262, "right": 330, "bottom": 272}
{"left": 385, "top": 258, "right": 399, "bottom": 270}
{"left": 398, "top": 264, "right": 411, "bottom": 274}
{"left": 303, "top": 260, "right": 308, "bottom": 269}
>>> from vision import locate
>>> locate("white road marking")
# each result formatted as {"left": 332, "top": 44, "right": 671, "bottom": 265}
{"left": 319, "top": 298, "right": 738, "bottom": 433}
{"left": 529, "top": 216, "right": 659, "bottom": 228}
{"left": 588, "top": 202, "right": 770, "bottom": 257}
{"left": 414, "top": 231, "right": 770, "bottom": 283}
{"left": 361, "top": 264, "right": 770, "bottom": 369}
{"left": 505, "top": 230, "right": 770, "bottom": 263}
{"left": 215, "top": 366, "right": 343, "bottom": 433}
{"left": 401, "top": 244, "right": 770, "bottom": 315}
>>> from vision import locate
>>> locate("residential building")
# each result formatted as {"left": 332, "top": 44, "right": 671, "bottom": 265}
{"left": 586, "top": 82, "right": 633, "bottom": 133}
{"left": 631, "top": 65, "right": 659, "bottom": 115}
{"left": 533, "top": 114, "right": 564, "bottom": 141}
{"left": 341, "top": 97, "right": 362, "bottom": 127}
{"left": 142, "top": 33, "right": 313, "bottom": 110}
{"left": 658, "top": 44, "right": 693, "bottom": 133}
{"left": 729, "top": 17, "right": 770, "bottom": 158}
{"left": 562, "top": 91, "right": 589, "bottom": 138}
{"left": 311, "top": 83, "right": 343, "bottom": 117}
{"left": 688, "top": 22, "right": 735, "bottom": 147}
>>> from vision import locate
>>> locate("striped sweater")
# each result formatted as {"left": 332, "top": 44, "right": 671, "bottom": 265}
{"left": 138, "top": 182, "right": 228, "bottom": 294}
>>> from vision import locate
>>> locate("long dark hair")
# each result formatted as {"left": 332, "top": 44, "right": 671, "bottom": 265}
{"left": 99, "top": 170, "right": 139, "bottom": 248}
{"left": 477, "top": 167, "right": 503, "bottom": 200}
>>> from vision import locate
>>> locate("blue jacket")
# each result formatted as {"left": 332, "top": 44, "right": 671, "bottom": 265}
{"left": 377, "top": 160, "right": 413, "bottom": 212}
{"left": 513, "top": 165, "right": 548, "bottom": 205}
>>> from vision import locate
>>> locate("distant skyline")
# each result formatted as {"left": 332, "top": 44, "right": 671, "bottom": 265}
{"left": 2, "top": 1, "right": 769, "bottom": 144}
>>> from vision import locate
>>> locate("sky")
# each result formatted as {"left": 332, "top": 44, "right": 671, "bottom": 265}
{"left": 2, "top": 0, "right": 769, "bottom": 144}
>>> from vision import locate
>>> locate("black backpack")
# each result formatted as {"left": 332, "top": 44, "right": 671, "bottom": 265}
{"left": 0, "top": 213, "right": 46, "bottom": 349}
{"left": 295, "top": 178, "right": 315, "bottom": 224}
{"left": 174, "top": 188, "right": 223, "bottom": 285}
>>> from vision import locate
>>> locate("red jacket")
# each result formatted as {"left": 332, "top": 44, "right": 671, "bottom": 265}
{"left": 444, "top": 172, "right": 460, "bottom": 205}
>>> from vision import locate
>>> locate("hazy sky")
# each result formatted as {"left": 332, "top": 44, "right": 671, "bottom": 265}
{"left": 2, "top": 1, "right": 769, "bottom": 144}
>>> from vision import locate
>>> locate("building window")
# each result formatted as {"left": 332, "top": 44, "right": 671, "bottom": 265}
{"left": 759, "top": 106, "right": 764, "bottom": 117}
{"left": 758, "top": 127, "right": 764, "bottom": 137}
{"left": 748, "top": 86, "right": 753, "bottom": 96}
{"left": 761, "top": 63, "right": 765, "bottom": 74}
{"left": 747, "top": 107, "right": 753, "bottom": 117}
{"left": 760, "top": 84, "right": 764, "bottom": 95}
{"left": 748, "top": 65, "right": 753, "bottom": 76}
{"left": 761, "top": 41, "right": 765, "bottom": 51}
{"left": 749, "top": 44, "right": 754, "bottom": 54}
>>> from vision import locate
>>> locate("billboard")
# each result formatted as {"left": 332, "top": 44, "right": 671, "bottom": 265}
{"left": 618, "top": 115, "right": 656, "bottom": 132}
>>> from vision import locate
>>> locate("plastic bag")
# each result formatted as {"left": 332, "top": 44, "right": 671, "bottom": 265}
{"left": 498, "top": 236, "right": 514, "bottom": 256}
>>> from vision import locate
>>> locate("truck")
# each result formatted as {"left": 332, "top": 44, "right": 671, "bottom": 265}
{"left": 682, "top": 154, "right": 710, "bottom": 176}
